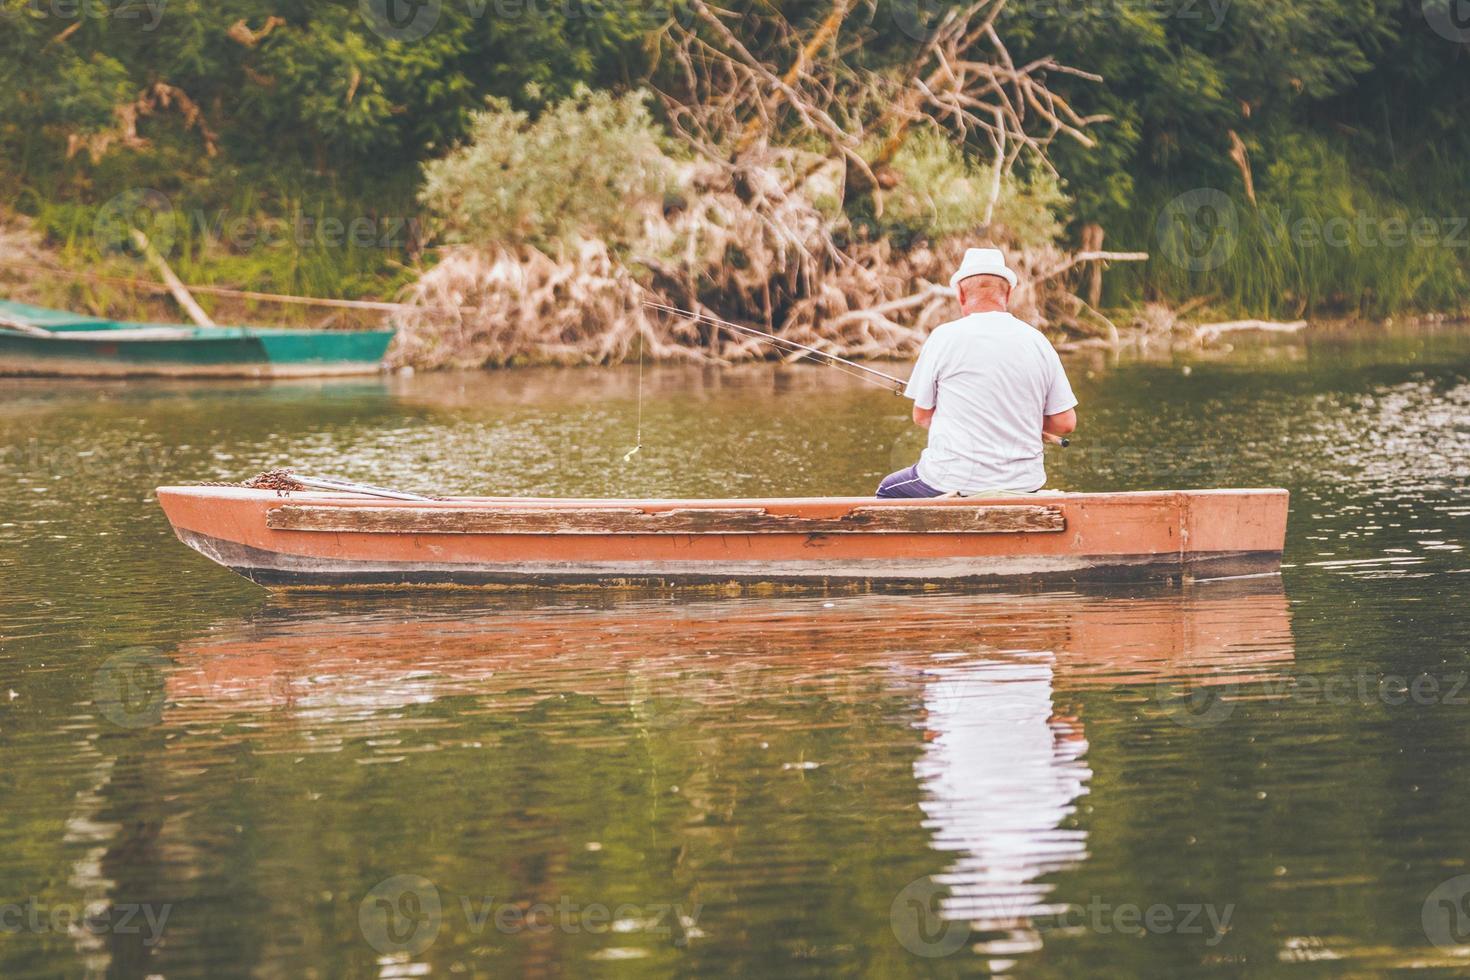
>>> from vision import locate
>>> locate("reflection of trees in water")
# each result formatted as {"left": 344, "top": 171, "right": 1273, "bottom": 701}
{"left": 50, "top": 585, "right": 1291, "bottom": 976}
{"left": 64, "top": 739, "right": 176, "bottom": 980}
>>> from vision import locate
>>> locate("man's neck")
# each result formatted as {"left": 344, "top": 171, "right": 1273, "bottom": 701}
{"left": 960, "top": 303, "right": 1007, "bottom": 316}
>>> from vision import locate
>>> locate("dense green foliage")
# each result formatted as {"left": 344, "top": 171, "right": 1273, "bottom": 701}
{"left": 987, "top": 0, "right": 1470, "bottom": 313}
{"left": 0, "top": 0, "right": 655, "bottom": 302}
{"left": 421, "top": 88, "right": 673, "bottom": 251}
{"left": 2, "top": 0, "right": 1467, "bottom": 316}
{"left": 863, "top": 128, "right": 1068, "bottom": 249}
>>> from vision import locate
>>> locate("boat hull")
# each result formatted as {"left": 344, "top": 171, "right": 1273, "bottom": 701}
{"left": 0, "top": 330, "right": 394, "bottom": 378}
{"left": 157, "top": 486, "right": 1290, "bottom": 590}
{"left": 0, "top": 300, "right": 393, "bottom": 378}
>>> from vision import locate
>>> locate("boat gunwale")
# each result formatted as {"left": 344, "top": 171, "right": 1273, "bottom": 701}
{"left": 156, "top": 484, "right": 1291, "bottom": 511}
{"left": 1, "top": 325, "right": 397, "bottom": 342}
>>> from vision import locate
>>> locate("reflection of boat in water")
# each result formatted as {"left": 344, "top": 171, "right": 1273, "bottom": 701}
{"left": 118, "top": 584, "right": 1291, "bottom": 975}
{"left": 164, "top": 582, "right": 1293, "bottom": 713}
{"left": 161, "top": 580, "right": 1285, "bottom": 690}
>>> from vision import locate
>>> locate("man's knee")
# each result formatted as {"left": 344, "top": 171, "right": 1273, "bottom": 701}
{"left": 875, "top": 468, "right": 907, "bottom": 498}
{"left": 876, "top": 466, "right": 940, "bottom": 499}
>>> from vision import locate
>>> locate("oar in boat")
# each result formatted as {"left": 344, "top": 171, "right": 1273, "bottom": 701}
{"left": 230, "top": 469, "right": 435, "bottom": 500}
{"left": 0, "top": 311, "right": 54, "bottom": 337}
{"left": 290, "top": 475, "right": 434, "bottom": 501}
{"left": 643, "top": 301, "right": 1071, "bottom": 447}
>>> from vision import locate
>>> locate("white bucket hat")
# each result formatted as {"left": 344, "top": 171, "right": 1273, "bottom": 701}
{"left": 949, "top": 247, "right": 1018, "bottom": 291}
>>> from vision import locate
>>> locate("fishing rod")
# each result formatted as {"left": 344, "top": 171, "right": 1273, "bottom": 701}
{"left": 643, "top": 300, "right": 1069, "bottom": 447}
{"left": 642, "top": 300, "right": 908, "bottom": 393}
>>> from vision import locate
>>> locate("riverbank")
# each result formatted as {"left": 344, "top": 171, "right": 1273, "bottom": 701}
{"left": 4, "top": 207, "right": 1465, "bottom": 372}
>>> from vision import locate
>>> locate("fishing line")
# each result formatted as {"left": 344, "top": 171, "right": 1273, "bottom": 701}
{"left": 643, "top": 301, "right": 907, "bottom": 393}
{"left": 622, "top": 329, "right": 644, "bottom": 462}
{"left": 642, "top": 301, "right": 1069, "bottom": 447}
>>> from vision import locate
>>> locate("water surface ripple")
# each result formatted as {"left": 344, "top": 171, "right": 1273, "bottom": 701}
{"left": 1, "top": 328, "right": 1467, "bottom": 977}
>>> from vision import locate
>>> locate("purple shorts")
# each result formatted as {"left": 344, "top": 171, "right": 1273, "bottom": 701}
{"left": 875, "top": 464, "right": 945, "bottom": 499}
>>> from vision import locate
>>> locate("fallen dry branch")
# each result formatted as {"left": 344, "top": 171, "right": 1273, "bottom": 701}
{"left": 1016, "top": 250, "right": 1150, "bottom": 295}
{"left": 658, "top": 0, "right": 1107, "bottom": 226}
{"left": 1194, "top": 319, "right": 1308, "bottom": 344}
{"left": 392, "top": 0, "right": 1137, "bottom": 368}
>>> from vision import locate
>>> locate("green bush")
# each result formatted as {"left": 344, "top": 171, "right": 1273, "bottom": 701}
{"left": 419, "top": 87, "right": 674, "bottom": 252}
{"left": 863, "top": 128, "right": 1068, "bottom": 250}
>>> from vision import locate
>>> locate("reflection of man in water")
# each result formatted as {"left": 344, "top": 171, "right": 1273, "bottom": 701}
{"left": 916, "top": 656, "right": 1091, "bottom": 958}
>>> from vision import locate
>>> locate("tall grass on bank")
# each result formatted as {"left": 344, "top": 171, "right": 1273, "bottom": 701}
{"left": 2, "top": 172, "right": 419, "bottom": 328}
{"left": 1112, "top": 135, "right": 1469, "bottom": 319}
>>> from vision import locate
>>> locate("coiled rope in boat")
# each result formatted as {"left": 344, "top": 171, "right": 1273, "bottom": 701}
{"left": 199, "top": 469, "right": 436, "bottom": 500}
{"left": 199, "top": 469, "right": 309, "bottom": 494}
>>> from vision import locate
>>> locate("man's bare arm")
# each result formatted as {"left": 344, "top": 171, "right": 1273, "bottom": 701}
{"left": 913, "top": 405, "right": 936, "bottom": 429}
{"left": 1044, "top": 408, "right": 1078, "bottom": 436}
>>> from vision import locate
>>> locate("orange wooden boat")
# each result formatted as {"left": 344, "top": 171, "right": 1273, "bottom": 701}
{"left": 156, "top": 485, "right": 1289, "bottom": 589}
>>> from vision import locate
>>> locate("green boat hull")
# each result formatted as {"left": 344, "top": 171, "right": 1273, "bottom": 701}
{"left": 0, "top": 300, "right": 394, "bottom": 378}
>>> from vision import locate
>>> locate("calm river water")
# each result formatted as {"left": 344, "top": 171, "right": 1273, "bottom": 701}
{"left": 1, "top": 327, "right": 1468, "bottom": 978}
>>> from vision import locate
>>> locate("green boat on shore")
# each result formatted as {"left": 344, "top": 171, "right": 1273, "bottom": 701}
{"left": 0, "top": 300, "right": 395, "bottom": 378}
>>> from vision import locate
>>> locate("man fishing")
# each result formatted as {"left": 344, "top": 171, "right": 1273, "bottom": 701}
{"left": 876, "top": 248, "right": 1078, "bottom": 498}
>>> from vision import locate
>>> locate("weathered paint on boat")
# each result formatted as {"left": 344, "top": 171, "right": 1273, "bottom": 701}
{"left": 0, "top": 300, "right": 393, "bottom": 378}
{"left": 155, "top": 485, "right": 1290, "bottom": 589}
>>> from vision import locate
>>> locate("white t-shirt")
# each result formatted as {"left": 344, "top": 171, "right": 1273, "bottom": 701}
{"left": 904, "top": 312, "right": 1078, "bottom": 493}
